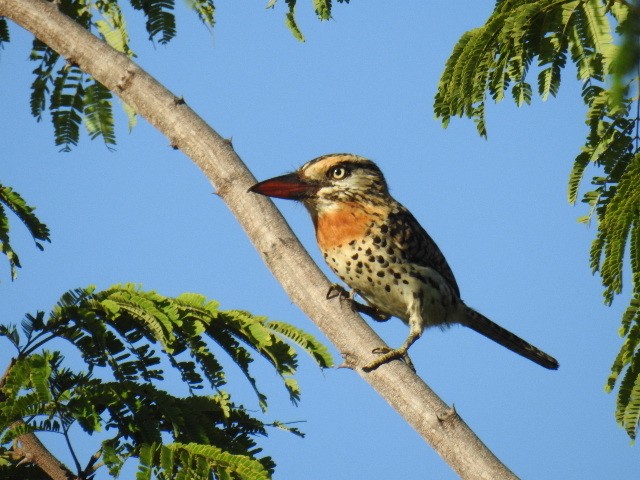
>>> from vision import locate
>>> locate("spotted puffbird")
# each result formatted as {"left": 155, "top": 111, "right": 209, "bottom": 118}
{"left": 249, "top": 153, "right": 559, "bottom": 371}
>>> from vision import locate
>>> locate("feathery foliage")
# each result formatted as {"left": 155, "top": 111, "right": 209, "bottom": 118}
{"left": 0, "top": 184, "right": 50, "bottom": 280}
{"left": 266, "top": 0, "right": 350, "bottom": 42}
{"left": 5, "top": 0, "right": 354, "bottom": 146}
{"left": 8, "top": 0, "right": 220, "bottom": 150}
{"left": 0, "top": 18, "right": 9, "bottom": 49}
{"left": 0, "top": 284, "right": 332, "bottom": 478}
{"left": 435, "top": 0, "right": 640, "bottom": 439}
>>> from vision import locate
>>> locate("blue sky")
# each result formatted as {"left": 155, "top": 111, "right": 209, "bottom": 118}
{"left": 1, "top": 1, "right": 636, "bottom": 478}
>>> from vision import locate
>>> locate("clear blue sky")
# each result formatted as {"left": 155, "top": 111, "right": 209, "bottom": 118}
{"left": 1, "top": 1, "right": 636, "bottom": 478}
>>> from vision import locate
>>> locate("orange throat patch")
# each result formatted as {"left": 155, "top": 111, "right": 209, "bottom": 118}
{"left": 314, "top": 203, "right": 372, "bottom": 251}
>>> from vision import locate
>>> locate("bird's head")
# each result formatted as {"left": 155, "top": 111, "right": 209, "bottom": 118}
{"left": 249, "top": 154, "right": 389, "bottom": 212}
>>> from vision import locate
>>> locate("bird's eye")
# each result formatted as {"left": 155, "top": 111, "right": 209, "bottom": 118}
{"left": 329, "top": 166, "right": 349, "bottom": 180}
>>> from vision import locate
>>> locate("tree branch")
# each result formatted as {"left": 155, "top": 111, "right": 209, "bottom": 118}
{"left": 0, "top": 0, "right": 519, "bottom": 478}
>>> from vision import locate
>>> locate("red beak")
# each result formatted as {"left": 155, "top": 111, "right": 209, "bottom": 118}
{"left": 248, "top": 173, "right": 318, "bottom": 200}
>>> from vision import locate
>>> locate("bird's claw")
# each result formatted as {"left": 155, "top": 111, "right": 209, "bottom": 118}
{"left": 326, "top": 284, "right": 391, "bottom": 322}
{"left": 326, "top": 283, "right": 352, "bottom": 300}
{"left": 363, "top": 347, "right": 415, "bottom": 372}
{"left": 362, "top": 305, "right": 392, "bottom": 322}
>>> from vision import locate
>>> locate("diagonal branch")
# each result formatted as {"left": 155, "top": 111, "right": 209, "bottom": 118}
{"left": 0, "top": 0, "right": 518, "bottom": 478}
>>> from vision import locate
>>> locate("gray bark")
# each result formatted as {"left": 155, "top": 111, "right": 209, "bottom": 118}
{"left": 0, "top": 0, "right": 519, "bottom": 478}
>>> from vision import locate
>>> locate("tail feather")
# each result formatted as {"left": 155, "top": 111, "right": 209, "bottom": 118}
{"left": 461, "top": 307, "right": 559, "bottom": 370}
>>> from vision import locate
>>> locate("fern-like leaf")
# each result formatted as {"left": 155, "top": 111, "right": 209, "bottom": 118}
{"left": 95, "top": 0, "right": 135, "bottom": 57}
{"left": 29, "top": 40, "right": 59, "bottom": 121}
{"left": 83, "top": 80, "right": 116, "bottom": 147}
{"left": 131, "top": 0, "right": 177, "bottom": 44}
{"left": 138, "top": 442, "right": 271, "bottom": 480}
{"left": 50, "top": 64, "right": 85, "bottom": 151}
{"left": 188, "top": 0, "right": 216, "bottom": 29}
{"left": 0, "top": 184, "right": 49, "bottom": 279}
{"left": 0, "top": 184, "right": 50, "bottom": 250}
{"left": 0, "top": 18, "right": 9, "bottom": 48}
{"left": 313, "top": 0, "right": 331, "bottom": 20}
{"left": 266, "top": 320, "right": 333, "bottom": 367}
{"left": 285, "top": 0, "right": 304, "bottom": 42}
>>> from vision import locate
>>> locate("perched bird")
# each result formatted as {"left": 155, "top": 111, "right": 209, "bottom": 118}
{"left": 249, "top": 154, "right": 559, "bottom": 371}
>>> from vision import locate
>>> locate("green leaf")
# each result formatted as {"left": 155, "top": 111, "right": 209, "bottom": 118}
{"left": 267, "top": 320, "right": 333, "bottom": 367}
{"left": 83, "top": 80, "right": 116, "bottom": 147}
{"left": 188, "top": 0, "right": 216, "bottom": 29}
{"left": 285, "top": 0, "right": 304, "bottom": 42}
{"left": 131, "top": 0, "right": 177, "bottom": 44}
{"left": 29, "top": 40, "right": 59, "bottom": 121}
{"left": 50, "top": 63, "right": 85, "bottom": 151}
{"left": 0, "top": 184, "right": 50, "bottom": 248}
{"left": 95, "top": 0, "right": 135, "bottom": 57}
{"left": 0, "top": 184, "right": 49, "bottom": 280}
{"left": 0, "top": 18, "right": 9, "bottom": 47}
{"left": 313, "top": 0, "right": 331, "bottom": 20}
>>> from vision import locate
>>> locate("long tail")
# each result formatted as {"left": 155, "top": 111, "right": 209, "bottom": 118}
{"left": 461, "top": 307, "right": 559, "bottom": 370}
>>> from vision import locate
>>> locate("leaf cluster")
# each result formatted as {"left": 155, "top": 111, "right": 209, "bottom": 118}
{"left": 434, "top": 0, "right": 617, "bottom": 137}
{"left": 266, "top": 0, "right": 349, "bottom": 42}
{"left": 0, "top": 284, "right": 332, "bottom": 479}
{"left": 435, "top": 0, "right": 640, "bottom": 439}
{"left": 1, "top": 0, "right": 356, "bottom": 150}
{"left": 0, "top": 183, "right": 50, "bottom": 280}
{"left": 5, "top": 0, "right": 216, "bottom": 150}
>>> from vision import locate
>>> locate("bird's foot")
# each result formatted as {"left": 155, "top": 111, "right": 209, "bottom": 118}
{"left": 326, "top": 283, "right": 352, "bottom": 301}
{"left": 363, "top": 347, "right": 415, "bottom": 372}
{"left": 359, "top": 304, "right": 392, "bottom": 322}
{"left": 326, "top": 284, "right": 391, "bottom": 322}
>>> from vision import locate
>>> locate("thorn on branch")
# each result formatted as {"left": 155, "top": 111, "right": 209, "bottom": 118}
{"left": 337, "top": 352, "right": 357, "bottom": 370}
{"left": 64, "top": 58, "right": 79, "bottom": 69}
{"left": 436, "top": 404, "right": 458, "bottom": 423}
{"left": 115, "top": 66, "right": 135, "bottom": 93}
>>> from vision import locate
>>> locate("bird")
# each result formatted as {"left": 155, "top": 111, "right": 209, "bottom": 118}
{"left": 249, "top": 153, "right": 559, "bottom": 371}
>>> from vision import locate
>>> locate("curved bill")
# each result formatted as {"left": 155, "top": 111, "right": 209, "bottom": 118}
{"left": 248, "top": 173, "right": 317, "bottom": 200}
